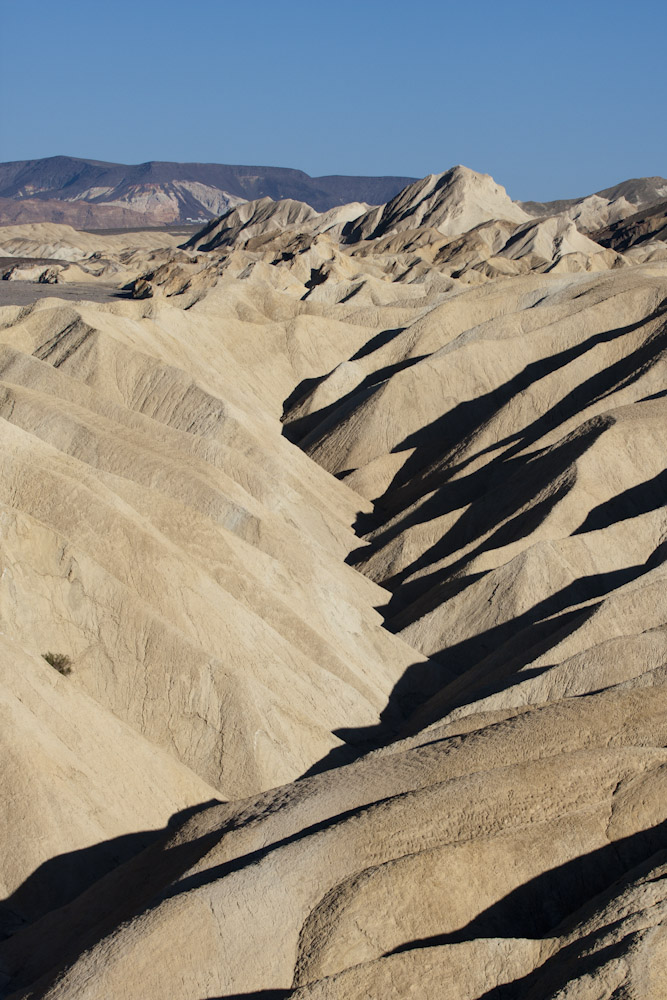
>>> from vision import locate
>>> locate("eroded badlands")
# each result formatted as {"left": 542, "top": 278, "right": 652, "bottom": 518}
{"left": 0, "top": 166, "right": 666, "bottom": 999}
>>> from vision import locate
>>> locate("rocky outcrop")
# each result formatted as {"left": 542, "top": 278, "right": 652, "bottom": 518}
{"left": 344, "top": 166, "right": 531, "bottom": 242}
{"left": 521, "top": 175, "right": 667, "bottom": 232}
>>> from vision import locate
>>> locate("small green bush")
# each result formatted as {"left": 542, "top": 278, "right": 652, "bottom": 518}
{"left": 43, "top": 652, "right": 72, "bottom": 676}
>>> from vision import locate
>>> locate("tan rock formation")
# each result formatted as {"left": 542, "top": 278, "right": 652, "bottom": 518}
{"left": 345, "top": 165, "right": 531, "bottom": 242}
{"left": 0, "top": 168, "right": 666, "bottom": 998}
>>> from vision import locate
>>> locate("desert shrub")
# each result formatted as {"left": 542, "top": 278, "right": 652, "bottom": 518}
{"left": 42, "top": 652, "right": 72, "bottom": 676}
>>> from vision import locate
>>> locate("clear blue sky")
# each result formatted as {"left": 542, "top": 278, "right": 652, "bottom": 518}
{"left": 2, "top": 0, "right": 665, "bottom": 201}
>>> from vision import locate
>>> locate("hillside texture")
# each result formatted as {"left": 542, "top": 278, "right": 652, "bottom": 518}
{"left": 0, "top": 166, "right": 666, "bottom": 999}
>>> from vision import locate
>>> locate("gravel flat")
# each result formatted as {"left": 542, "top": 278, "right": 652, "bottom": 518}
{"left": 0, "top": 280, "right": 129, "bottom": 307}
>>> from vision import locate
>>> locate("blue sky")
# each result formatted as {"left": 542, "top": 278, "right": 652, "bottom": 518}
{"left": 2, "top": 0, "right": 665, "bottom": 200}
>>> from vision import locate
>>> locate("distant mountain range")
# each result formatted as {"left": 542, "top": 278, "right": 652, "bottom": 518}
{"left": 0, "top": 157, "right": 417, "bottom": 228}
{"left": 1, "top": 157, "right": 665, "bottom": 234}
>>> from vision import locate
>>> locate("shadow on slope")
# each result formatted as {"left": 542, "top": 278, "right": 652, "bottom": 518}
{"left": 201, "top": 839, "right": 667, "bottom": 999}
{"left": 282, "top": 355, "right": 428, "bottom": 446}
{"left": 374, "top": 421, "right": 606, "bottom": 611}
{"left": 386, "top": 822, "right": 667, "bottom": 950}
{"left": 201, "top": 993, "right": 290, "bottom": 1000}
{"left": 573, "top": 468, "right": 667, "bottom": 535}
{"left": 201, "top": 834, "right": 667, "bottom": 999}
{"left": 0, "top": 799, "right": 221, "bottom": 941}
{"left": 340, "top": 310, "right": 666, "bottom": 641}
{"left": 295, "top": 616, "right": 557, "bottom": 779}
{"left": 403, "top": 542, "right": 667, "bottom": 736}
{"left": 1, "top": 801, "right": 227, "bottom": 996}
{"left": 302, "top": 541, "right": 665, "bottom": 780}
{"left": 277, "top": 299, "right": 667, "bottom": 781}
{"left": 356, "top": 299, "right": 667, "bottom": 554}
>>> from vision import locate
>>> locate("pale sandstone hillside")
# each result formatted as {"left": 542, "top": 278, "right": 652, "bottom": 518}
{"left": 0, "top": 633, "right": 222, "bottom": 938}
{"left": 4, "top": 688, "right": 667, "bottom": 998}
{"left": 284, "top": 266, "right": 667, "bottom": 733}
{"left": 0, "top": 223, "right": 183, "bottom": 260}
{"left": 0, "top": 168, "right": 666, "bottom": 998}
{"left": 0, "top": 293, "right": 430, "bottom": 800}
{"left": 183, "top": 198, "right": 370, "bottom": 252}
{"left": 521, "top": 175, "right": 667, "bottom": 232}
{"left": 344, "top": 166, "right": 531, "bottom": 242}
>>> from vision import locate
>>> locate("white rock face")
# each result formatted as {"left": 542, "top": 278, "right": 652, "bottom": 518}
{"left": 521, "top": 175, "right": 667, "bottom": 232}
{"left": 498, "top": 213, "right": 604, "bottom": 262}
{"left": 346, "top": 165, "right": 532, "bottom": 241}
{"left": 93, "top": 182, "right": 244, "bottom": 222}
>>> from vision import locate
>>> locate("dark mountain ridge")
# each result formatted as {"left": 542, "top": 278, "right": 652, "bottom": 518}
{"left": 521, "top": 175, "right": 667, "bottom": 218}
{"left": 0, "top": 156, "right": 417, "bottom": 225}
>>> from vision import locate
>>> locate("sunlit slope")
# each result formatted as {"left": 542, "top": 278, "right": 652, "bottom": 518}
{"left": 4, "top": 686, "right": 666, "bottom": 998}
{"left": 283, "top": 264, "right": 667, "bottom": 732}
{"left": 0, "top": 289, "right": 431, "bottom": 799}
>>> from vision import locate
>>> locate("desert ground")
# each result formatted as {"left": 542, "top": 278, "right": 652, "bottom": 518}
{"left": 0, "top": 165, "right": 666, "bottom": 999}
